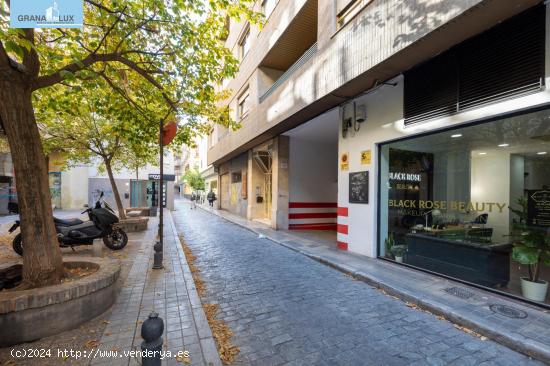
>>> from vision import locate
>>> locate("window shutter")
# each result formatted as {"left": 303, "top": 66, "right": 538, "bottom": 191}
{"left": 404, "top": 5, "right": 545, "bottom": 126}
{"left": 403, "top": 51, "right": 458, "bottom": 125}
{"left": 458, "top": 5, "right": 545, "bottom": 110}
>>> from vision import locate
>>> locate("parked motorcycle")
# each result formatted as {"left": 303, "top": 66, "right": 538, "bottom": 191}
{"left": 9, "top": 192, "right": 128, "bottom": 256}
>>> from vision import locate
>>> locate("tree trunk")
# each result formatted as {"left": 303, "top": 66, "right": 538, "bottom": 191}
{"left": 104, "top": 157, "right": 126, "bottom": 220}
{"left": 0, "top": 81, "right": 64, "bottom": 288}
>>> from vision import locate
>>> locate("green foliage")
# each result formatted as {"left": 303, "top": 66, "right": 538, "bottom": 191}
{"left": 384, "top": 232, "right": 395, "bottom": 257}
{"left": 391, "top": 245, "right": 407, "bottom": 257}
{"left": 183, "top": 168, "right": 205, "bottom": 191}
{"left": 38, "top": 80, "right": 158, "bottom": 173}
{"left": 1, "top": 0, "right": 262, "bottom": 145}
{"left": 509, "top": 197, "right": 550, "bottom": 282}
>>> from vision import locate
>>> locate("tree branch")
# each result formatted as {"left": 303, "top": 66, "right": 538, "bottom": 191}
{"left": 22, "top": 29, "right": 40, "bottom": 77}
{"left": 33, "top": 53, "right": 120, "bottom": 90}
{"left": 97, "top": 71, "right": 151, "bottom": 120}
{"left": 92, "top": 5, "right": 127, "bottom": 55}
{"left": 115, "top": 57, "right": 178, "bottom": 110}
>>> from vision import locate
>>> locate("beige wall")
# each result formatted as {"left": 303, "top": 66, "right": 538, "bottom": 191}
{"left": 210, "top": 0, "right": 540, "bottom": 165}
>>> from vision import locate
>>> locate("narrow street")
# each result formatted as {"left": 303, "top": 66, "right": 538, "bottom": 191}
{"left": 172, "top": 199, "right": 542, "bottom": 366}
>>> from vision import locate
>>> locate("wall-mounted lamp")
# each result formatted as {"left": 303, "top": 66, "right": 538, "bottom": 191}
{"left": 341, "top": 103, "right": 353, "bottom": 138}
{"left": 353, "top": 102, "right": 367, "bottom": 132}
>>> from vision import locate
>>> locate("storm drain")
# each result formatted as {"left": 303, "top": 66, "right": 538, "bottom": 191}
{"left": 444, "top": 286, "right": 475, "bottom": 299}
{"left": 489, "top": 304, "right": 528, "bottom": 319}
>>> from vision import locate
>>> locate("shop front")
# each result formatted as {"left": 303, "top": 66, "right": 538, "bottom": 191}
{"left": 378, "top": 108, "right": 550, "bottom": 305}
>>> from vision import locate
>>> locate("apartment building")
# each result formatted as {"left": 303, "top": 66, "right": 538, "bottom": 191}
{"left": 208, "top": 0, "right": 550, "bottom": 306}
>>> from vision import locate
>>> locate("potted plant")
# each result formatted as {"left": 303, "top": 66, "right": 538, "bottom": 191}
{"left": 509, "top": 197, "right": 550, "bottom": 302}
{"left": 384, "top": 232, "right": 395, "bottom": 259}
{"left": 391, "top": 245, "right": 407, "bottom": 263}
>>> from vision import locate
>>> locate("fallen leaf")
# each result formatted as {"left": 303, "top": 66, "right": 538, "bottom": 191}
{"left": 84, "top": 340, "right": 100, "bottom": 349}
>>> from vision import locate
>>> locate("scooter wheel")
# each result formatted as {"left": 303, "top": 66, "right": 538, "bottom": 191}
{"left": 12, "top": 234, "right": 23, "bottom": 256}
{"left": 103, "top": 228, "right": 128, "bottom": 250}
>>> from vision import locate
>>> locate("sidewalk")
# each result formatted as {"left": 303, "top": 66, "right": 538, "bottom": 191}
{"left": 91, "top": 211, "right": 221, "bottom": 366}
{"left": 196, "top": 201, "right": 550, "bottom": 364}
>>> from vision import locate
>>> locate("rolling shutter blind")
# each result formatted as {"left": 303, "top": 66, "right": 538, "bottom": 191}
{"left": 404, "top": 5, "right": 545, "bottom": 126}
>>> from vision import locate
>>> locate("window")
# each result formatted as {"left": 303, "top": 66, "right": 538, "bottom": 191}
{"left": 232, "top": 172, "right": 242, "bottom": 183}
{"left": 337, "top": 0, "right": 373, "bottom": 29}
{"left": 378, "top": 108, "right": 550, "bottom": 305}
{"left": 237, "top": 87, "right": 250, "bottom": 120}
{"left": 262, "top": 0, "right": 276, "bottom": 19}
{"left": 239, "top": 25, "right": 251, "bottom": 59}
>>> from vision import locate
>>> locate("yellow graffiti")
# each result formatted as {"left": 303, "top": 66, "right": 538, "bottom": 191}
{"left": 230, "top": 185, "right": 237, "bottom": 205}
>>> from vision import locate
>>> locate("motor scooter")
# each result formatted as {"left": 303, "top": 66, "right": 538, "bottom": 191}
{"left": 9, "top": 192, "right": 127, "bottom": 256}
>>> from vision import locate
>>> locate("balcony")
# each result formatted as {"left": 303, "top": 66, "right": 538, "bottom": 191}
{"left": 258, "top": 0, "right": 317, "bottom": 103}
{"left": 260, "top": 42, "right": 318, "bottom": 103}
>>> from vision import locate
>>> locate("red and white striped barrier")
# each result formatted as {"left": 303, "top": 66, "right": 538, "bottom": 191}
{"left": 288, "top": 202, "right": 337, "bottom": 231}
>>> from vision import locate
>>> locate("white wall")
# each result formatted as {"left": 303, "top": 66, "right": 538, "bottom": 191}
{"left": 289, "top": 137, "right": 338, "bottom": 202}
{"left": 61, "top": 166, "right": 89, "bottom": 210}
{"left": 471, "top": 152, "right": 511, "bottom": 240}
{"left": 337, "top": 78, "right": 404, "bottom": 256}
{"left": 335, "top": 44, "right": 550, "bottom": 257}
{"left": 87, "top": 152, "right": 175, "bottom": 180}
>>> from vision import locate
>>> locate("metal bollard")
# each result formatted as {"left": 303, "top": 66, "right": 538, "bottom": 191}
{"left": 141, "top": 312, "right": 164, "bottom": 366}
{"left": 152, "top": 241, "right": 163, "bottom": 269}
{"left": 92, "top": 238, "right": 103, "bottom": 257}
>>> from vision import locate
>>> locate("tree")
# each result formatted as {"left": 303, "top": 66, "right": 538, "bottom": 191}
{"left": 0, "top": 0, "right": 258, "bottom": 288}
{"left": 39, "top": 81, "right": 159, "bottom": 220}
{"left": 183, "top": 168, "right": 205, "bottom": 192}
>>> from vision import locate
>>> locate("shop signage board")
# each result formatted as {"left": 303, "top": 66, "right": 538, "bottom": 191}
{"left": 527, "top": 189, "right": 550, "bottom": 227}
{"left": 148, "top": 174, "right": 175, "bottom": 181}
{"left": 349, "top": 171, "right": 368, "bottom": 204}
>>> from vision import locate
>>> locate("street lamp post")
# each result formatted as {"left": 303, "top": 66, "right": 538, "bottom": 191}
{"left": 153, "top": 119, "right": 164, "bottom": 269}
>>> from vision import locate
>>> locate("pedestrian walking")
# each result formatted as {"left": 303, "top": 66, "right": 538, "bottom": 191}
{"left": 207, "top": 190, "right": 216, "bottom": 209}
{"left": 190, "top": 192, "right": 197, "bottom": 209}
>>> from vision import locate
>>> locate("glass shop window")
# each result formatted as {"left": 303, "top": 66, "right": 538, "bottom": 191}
{"left": 379, "top": 109, "right": 550, "bottom": 305}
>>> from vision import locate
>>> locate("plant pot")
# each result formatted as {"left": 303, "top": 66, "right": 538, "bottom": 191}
{"left": 395, "top": 256, "right": 403, "bottom": 263}
{"left": 520, "top": 277, "right": 548, "bottom": 302}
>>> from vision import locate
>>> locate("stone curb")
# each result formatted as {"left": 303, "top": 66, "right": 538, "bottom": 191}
{"left": 194, "top": 203, "right": 550, "bottom": 364}
{"left": 0, "top": 256, "right": 120, "bottom": 314}
{"left": 167, "top": 211, "right": 222, "bottom": 366}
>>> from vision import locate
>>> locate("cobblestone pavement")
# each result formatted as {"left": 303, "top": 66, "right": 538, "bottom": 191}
{"left": 173, "top": 200, "right": 544, "bottom": 366}
{"left": 0, "top": 213, "right": 220, "bottom": 366}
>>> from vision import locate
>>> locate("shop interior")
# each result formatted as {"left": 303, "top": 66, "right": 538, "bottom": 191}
{"left": 379, "top": 109, "right": 550, "bottom": 304}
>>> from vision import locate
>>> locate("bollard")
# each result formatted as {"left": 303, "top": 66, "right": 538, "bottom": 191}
{"left": 152, "top": 241, "right": 163, "bottom": 269}
{"left": 92, "top": 238, "right": 103, "bottom": 257}
{"left": 141, "top": 312, "right": 164, "bottom": 366}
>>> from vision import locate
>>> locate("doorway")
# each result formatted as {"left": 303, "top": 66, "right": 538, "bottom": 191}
{"left": 220, "top": 173, "right": 230, "bottom": 210}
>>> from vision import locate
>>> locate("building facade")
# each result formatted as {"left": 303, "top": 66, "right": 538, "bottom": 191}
{"left": 209, "top": 0, "right": 550, "bottom": 305}
{"left": 43, "top": 153, "right": 176, "bottom": 212}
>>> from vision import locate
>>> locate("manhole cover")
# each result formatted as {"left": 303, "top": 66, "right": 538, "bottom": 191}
{"left": 444, "top": 287, "right": 475, "bottom": 299}
{"left": 489, "top": 304, "right": 528, "bottom": 319}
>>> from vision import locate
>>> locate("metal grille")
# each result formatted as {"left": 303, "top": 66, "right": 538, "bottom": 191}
{"left": 444, "top": 286, "right": 475, "bottom": 300}
{"left": 404, "top": 5, "right": 545, "bottom": 126}
{"left": 489, "top": 304, "right": 528, "bottom": 319}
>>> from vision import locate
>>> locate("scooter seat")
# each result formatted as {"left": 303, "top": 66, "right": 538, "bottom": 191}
{"left": 54, "top": 217, "right": 84, "bottom": 226}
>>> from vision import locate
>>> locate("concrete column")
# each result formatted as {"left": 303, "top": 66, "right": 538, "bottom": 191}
{"left": 247, "top": 150, "right": 254, "bottom": 220}
{"left": 215, "top": 171, "right": 221, "bottom": 209}
{"left": 271, "top": 136, "right": 289, "bottom": 230}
